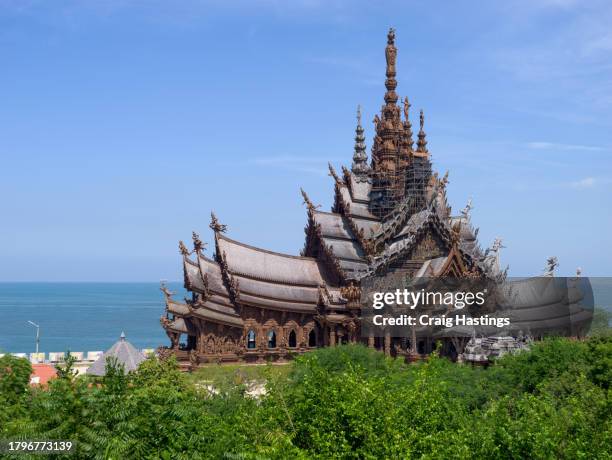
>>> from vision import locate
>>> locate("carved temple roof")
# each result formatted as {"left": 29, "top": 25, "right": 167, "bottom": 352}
{"left": 216, "top": 233, "right": 328, "bottom": 287}
{"left": 311, "top": 210, "right": 370, "bottom": 278}
{"left": 163, "top": 317, "right": 194, "bottom": 335}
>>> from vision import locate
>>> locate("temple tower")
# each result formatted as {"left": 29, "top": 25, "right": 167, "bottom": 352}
{"left": 370, "top": 28, "right": 407, "bottom": 217}
{"left": 351, "top": 105, "right": 370, "bottom": 176}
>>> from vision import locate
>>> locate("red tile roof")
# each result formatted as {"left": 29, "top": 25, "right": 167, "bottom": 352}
{"left": 30, "top": 364, "right": 57, "bottom": 386}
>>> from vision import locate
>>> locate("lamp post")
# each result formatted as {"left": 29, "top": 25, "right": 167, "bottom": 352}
{"left": 28, "top": 321, "right": 40, "bottom": 357}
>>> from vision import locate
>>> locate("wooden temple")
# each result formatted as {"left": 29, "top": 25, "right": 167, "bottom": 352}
{"left": 159, "top": 29, "right": 508, "bottom": 368}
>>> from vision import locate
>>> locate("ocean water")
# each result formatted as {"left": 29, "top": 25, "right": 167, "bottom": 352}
{"left": 0, "top": 283, "right": 187, "bottom": 354}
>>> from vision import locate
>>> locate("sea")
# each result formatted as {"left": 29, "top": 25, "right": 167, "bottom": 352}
{"left": 0, "top": 283, "right": 187, "bottom": 354}
{"left": 0, "top": 280, "right": 610, "bottom": 354}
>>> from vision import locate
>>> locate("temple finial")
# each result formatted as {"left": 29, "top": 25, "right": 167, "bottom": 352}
{"left": 328, "top": 162, "right": 341, "bottom": 184}
{"left": 543, "top": 256, "right": 559, "bottom": 277}
{"left": 417, "top": 109, "right": 428, "bottom": 153}
{"left": 192, "top": 231, "right": 206, "bottom": 254}
{"left": 402, "top": 96, "right": 414, "bottom": 151}
{"left": 209, "top": 211, "right": 227, "bottom": 233}
{"left": 461, "top": 197, "right": 473, "bottom": 219}
{"left": 384, "top": 27, "right": 398, "bottom": 101}
{"left": 403, "top": 96, "right": 410, "bottom": 121}
{"left": 179, "top": 240, "right": 190, "bottom": 256}
{"left": 300, "top": 188, "right": 319, "bottom": 212}
{"left": 352, "top": 105, "right": 370, "bottom": 175}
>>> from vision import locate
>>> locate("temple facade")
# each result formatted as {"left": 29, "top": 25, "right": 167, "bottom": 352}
{"left": 158, "top": 29, "right": 573, "bottom": 369}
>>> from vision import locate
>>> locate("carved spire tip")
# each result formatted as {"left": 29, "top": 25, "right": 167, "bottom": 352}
{"left": 328, "top": 162, "right": 342, "bottom": 184}
{"left": 416, "top": 109, "right": 428, "bottom": 153}
{"left": 179, "top": 240, "right": 190, "bottom": 256}
{"left": 192, "top": 231, "right": 206, "bottom": 253}
{"left": 209, "top": 211, "right": 227, "bottom": 233}
{"left": 300, "top": 187, "right": 319, "bottom": 212}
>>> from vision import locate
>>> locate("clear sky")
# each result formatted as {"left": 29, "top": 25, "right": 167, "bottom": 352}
{"left": 1, "top": 0, "right": 611, "bottom": 281}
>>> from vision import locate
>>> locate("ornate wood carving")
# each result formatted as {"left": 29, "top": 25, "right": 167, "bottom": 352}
{"left": 412, "top": 231, "right": 444, "bottom": 260}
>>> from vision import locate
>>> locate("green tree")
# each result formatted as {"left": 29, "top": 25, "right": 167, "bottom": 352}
{"left": 0, "top": 354, "right": 32, "bottom": 405}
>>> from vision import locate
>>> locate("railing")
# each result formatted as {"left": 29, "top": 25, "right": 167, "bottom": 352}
{"left": 0, "top": 349, "right": 156, "bottom": 364}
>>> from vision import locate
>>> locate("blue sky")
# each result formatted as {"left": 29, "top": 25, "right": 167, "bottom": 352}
{"left": 1, "top": 0, "right": 610, "bottom": 281}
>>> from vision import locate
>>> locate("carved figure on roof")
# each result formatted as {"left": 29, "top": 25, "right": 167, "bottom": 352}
{"left": 403, "top": 96, "right": 410, "bottom": 121}
{"left": 209, "top": 211, "right": 228, "bottom": 233}
{"left": 385, "top": 28, "right": 397, "bottom": 75}
{"left": 328, "top": 163, "right": 341, "bottom": 184}
{"left": 179, "top": 240, "right": 190, "bottom": 256}
{"left": 451, "top": 221, "right": 462, "bottom": 245}
{"left": 416, "top": 109, "right": 428, "bottom": 153}
{"left": 482, "top": 237, "right": 505, "bottom": 277}
{"left": 543, "top": 256, "right": 559, "bottom": 277}
{"left": 192, "top": 231, "right": 206, "bottom": 254}
{"left": 300, "top": 188, "right": 320, "bottom": 212}
{"left": 440, "top": 171, "right": 449, "bottom": 189}
{"left": 340, "top": 282, "right": 361, "bottom": 305}
{"left": 160, "top": 281, "right": 175, "bottom": 300}
{"left": 461, "top": 197, "right": 473, "bottom": 218}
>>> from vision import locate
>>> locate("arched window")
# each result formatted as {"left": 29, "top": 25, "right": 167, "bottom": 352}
{"left": 308, "top": 329, "right": 317, "bottom": 347}
{"left": 288, "top": 330, "right": 297, "bottom": 348}
{"left": 247, "top": 330, "right": 256, "bottom": 349}
{"left": 267, "top": 330, "right": 277, "bottom": 349}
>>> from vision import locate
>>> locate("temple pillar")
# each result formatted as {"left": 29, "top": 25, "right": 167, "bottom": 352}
{"left": 198, "top": 320, "right": 206, "bottom": 353}
{"left": 171, "top": 333, "right": 180, "bottom": 350}
{"left": 329, "top": 327, "right": 336, "bottom": 346}
{"left": 384, "top": 331, "right": 391, "bottom": 356}
{"left": 368, "top": 332, "right": 375, "bottom": 348}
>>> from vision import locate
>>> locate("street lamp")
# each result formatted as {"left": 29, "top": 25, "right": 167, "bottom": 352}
{"left": 28, "top": 321, "right": 40, "bottom": 356}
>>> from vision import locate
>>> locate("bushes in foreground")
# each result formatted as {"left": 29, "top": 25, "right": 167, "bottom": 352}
{"left": 0, "top": 337, "right": 610, "bottom": 459}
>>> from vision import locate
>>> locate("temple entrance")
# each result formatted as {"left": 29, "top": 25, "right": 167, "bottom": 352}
{"left": 308, "top": 329, "right": 317, "bottom": 347}
{"left": 247, "top": 330, "right": 256, "bottom": 349}
{"left": 288, "top": 330, "right": 297, "bottom": 348}
{"left": 267, "top": 330, "right": 277, "bottom": 348}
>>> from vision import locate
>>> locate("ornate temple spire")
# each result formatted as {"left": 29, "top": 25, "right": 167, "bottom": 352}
{"left": 369, "top": 28, "right": 404, "bottom": 176}
{"left": 209, "top": 211, "right": 227, "bottom": 233}
{"left": 416, "top": 109, "right": 428, "bottom": 154}
{"left": 351, "top": 105, "right": 370, "bottom": 175}
{"left": 402, "top": 96, "right": 414, "bottom": 152}
{"left": 369, "top": 28, "right": 408, "bottom": 217}
{"left": 384, "top": 28, "right": 398, "bottom": 105}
